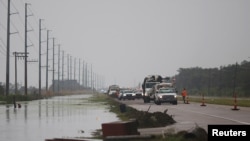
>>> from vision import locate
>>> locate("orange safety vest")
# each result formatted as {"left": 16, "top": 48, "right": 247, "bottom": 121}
{"left": 181, "top": 90, "right": 187, "bottom": 97}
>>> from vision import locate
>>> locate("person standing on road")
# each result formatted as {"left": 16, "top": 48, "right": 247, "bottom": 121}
{"left": 181, "top": 88, "right": 187, "bottom": 104}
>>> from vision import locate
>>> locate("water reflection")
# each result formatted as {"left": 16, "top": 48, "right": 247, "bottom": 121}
{"left": 24, "top": 104, "right": 27, "bottom": 121}
{"left": 6, "top": 105, "right": 10, "bottom": 122}
{"left": 39, "top": 101, "right": 41, "bottom": 119}
{"left": 0, "top": 94, "right": 119, "bottom": 141}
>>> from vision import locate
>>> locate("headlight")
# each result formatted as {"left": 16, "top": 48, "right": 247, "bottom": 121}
{"left": 159, "top": 95, "right": 162, "bottom": 99}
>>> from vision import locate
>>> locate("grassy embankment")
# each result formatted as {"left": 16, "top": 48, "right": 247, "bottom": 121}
{"left": 180, "top": 95, "right": 250, "bottom": 107}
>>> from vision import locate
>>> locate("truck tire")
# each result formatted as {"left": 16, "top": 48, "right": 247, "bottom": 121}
{"left": 154, "top": 99, "right": 161, "bottom": 105}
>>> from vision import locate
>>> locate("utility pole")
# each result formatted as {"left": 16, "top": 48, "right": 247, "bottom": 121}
{"left": 66, "top": 54, "right": 69, "bottom": 91}
{"left": 58, "top": 45, "right": 60, "bottom": 93}
{"left": 62, "top": 51, "right": 64, "bottom": 91}
{"left": 91, "top": 64, "right": 93, "bottom": 92}
{"left": 5, "top": 0, "right": 11, "bottom": 96}
{"left": 14, "top": 52, "right": 17, "bottom": 95}
{"left": 24, "top": 3, "right": 32, "bottom": 96}
{"left": 70, "top": 56, "right": 72, "bottom": 80}
{"left": 38, "top": 19, "right": 44, "bottom": 96}
{"left": 82, "top": 61, "right": 84, "bottom": 88}
{"left": 5, "top": 0, "right": 18, "bottom": 96}
{"left": 67, "top": 54, "right": 69, "bottom": 80}
{"left": 24, "top": 3, "right": 28, "bottom": 96}
{"left": 79, "top": 58, "right": 81, "bottom": 87}
{"left": 85, "top": 63, "right": 88, "bottom": 88}
{"left": 52, "top": 38, "right": 55, "bottom": 93}
{"left": 13, "top": 52, "right": 26, "bottom": 94}
{"left": 70, "top": 56, "right": 72, "bottom": 90}
{"left": 74, "top": 57, "right": 76, "bottom": 89}
{"left": 74, "top": 58, "right": 76, "bottom": 81}
{"left": 46, "top": 30, "right": 50, "bottom": 92}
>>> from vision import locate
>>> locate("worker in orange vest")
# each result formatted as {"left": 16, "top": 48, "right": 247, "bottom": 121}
{"left": 181, "top": 88, "right": 188, "bottom": 104}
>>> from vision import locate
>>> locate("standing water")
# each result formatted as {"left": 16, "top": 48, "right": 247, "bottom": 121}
{"left": 0, "top": 94, "right": 119, "bottom": 141}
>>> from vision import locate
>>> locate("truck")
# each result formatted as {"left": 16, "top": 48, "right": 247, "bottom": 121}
{"left": 107, "top": 85, "right": 120, "bottom": 98}
{"left": 141, "top": 75, "right": 162, "bottom": 103}
{"left": 152, "top": 82, "right": 178, "bottom": 105}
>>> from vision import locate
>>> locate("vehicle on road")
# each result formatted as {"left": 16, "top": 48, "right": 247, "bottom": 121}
{"left": 154, "top": 87, "right": 178, "bottom": 105}
{"left": 118, "top": 89, "right": 136, "bottom": 100}
{"left": 151, "top": 82, "right": 174, "bottom": 95}
{"left": 133, "top": 89, "right": 143, "bottom": 99}
{"left": 141, "top": 75, "right": 162, "bottom": 103}
{"left": 107, "top": 85, "right": 120, "bottom": 98}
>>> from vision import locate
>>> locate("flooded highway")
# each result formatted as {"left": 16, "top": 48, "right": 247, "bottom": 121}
{"left": 0, "top": 94, "right": 119, "bottom": 141}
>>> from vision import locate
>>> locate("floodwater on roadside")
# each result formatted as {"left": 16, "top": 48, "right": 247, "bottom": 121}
{"left": 0, "top": 94, "right": 119, "bottom": 141}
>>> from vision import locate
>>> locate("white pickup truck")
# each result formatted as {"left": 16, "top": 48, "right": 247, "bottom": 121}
{"left": 153, "top": 83, "right": 178, "bottom": 105}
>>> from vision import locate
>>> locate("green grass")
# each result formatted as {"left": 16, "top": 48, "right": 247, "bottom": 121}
{"left": 183, "top": 96, "right": 250, "bottom": 107}
{"left": 0, "top": 94, "right": 44, "bottom": 104}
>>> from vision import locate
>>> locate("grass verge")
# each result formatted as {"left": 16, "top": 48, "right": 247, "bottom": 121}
{"left": 183, "top": 96, "right": 250, "bottom": 107}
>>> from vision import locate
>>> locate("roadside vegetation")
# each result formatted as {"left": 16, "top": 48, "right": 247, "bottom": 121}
{"left": 179, "top": 95, "right": 250, "bottom": 107}
{"left": 175, "top": 60, "right": 250, "bottom": 98}
{"left": 0, "top": 94, "right": 43, "bottom": 104}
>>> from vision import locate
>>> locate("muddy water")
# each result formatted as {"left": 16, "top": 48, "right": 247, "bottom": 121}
{"left": 0, "top": 94, "right": 119, "bottom": 141}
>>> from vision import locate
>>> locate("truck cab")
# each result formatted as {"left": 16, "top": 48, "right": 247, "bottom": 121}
{"left": 143, "top": 81, "right": 160, "bottom": 102}
{"left": 154, "top": 87, "right": 178, "bottom": 105}
{"left": 142, "top": 75, "right": 162, "bottom": 103}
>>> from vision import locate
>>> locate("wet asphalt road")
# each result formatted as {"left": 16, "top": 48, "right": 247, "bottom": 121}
{"left": 115, "top": 98, "right": 250, "bottom": 135}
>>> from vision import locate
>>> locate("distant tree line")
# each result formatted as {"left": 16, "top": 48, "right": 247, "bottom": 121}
{"left": 175, "top": 60, "right": 250, "bottom": 97}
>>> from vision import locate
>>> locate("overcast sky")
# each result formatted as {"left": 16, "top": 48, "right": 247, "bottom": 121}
{"left": 0, "top": 0, "right": 250, "bottom": 88}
